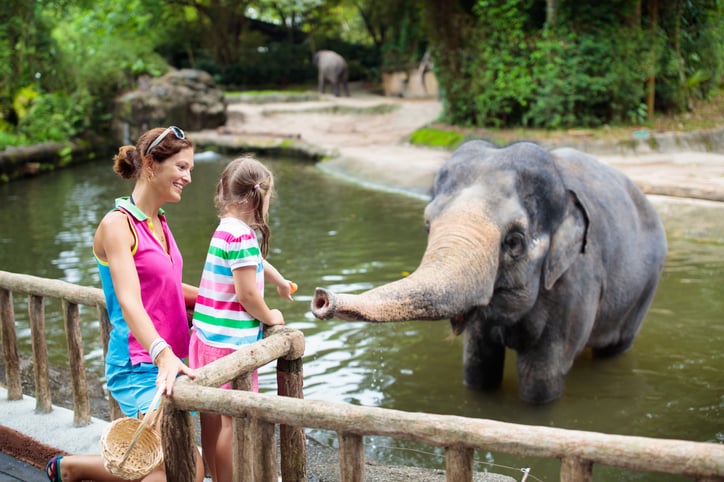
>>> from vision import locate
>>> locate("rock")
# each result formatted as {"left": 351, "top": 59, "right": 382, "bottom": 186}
{"left": 113, "top": 69, "right": 227, "bottom": 145}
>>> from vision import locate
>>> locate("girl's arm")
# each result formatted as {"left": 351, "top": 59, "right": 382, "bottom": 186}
{"left": 233, "top": 266, "right": 285, "bottom": 326}
{"left": 263, "top": 259, "right": 295, "bottom": 301}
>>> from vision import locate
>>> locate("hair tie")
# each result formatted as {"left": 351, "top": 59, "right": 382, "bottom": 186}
{"left": 253, "top": 183, "right": 260, "bottom": 190}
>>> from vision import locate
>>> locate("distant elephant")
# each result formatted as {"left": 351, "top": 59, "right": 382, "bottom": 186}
{"left": 314, "top": 50, "right": 349, "bottom": 97}
{"left": 312, "top": 141, "right": 667, "bottom": 404}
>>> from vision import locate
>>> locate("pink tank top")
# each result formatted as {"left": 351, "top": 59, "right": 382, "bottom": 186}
{"left": 117, "top": 198, "right": 190, "bottom": 364}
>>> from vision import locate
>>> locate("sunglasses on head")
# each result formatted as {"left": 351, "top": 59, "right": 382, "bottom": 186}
{"left": 145, "top": 126, "right": 185, "bottom": 155}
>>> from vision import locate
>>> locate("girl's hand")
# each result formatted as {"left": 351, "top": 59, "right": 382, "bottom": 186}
{"left": 264, "top": 308, "right": 286, "bottom": 326}
{"left": 277, "top": 280, "right": 297, "bottom": 301}
{"left": 155, "top": 348, "right": 196, "bottom": 396}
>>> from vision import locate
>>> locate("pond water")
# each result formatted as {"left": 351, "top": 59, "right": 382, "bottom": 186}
{"left": 0, "top": 153, "right": 722, "bottom": 481}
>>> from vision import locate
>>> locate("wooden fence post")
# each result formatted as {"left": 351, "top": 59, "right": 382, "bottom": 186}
{"left": 28, "top": 294, "right": 51, "bottom": 413}
{"left": 62, "top": 299, "right": 90, "bottom": 426}
{"left": 0, "top": 288, "right": 21, "bottom": 400}
{"left": 446, "top": 446, "right": 473, "bottom": 482}
{"left": 561, "top": 456, "right": 593, "bottom": 482}
{"left": 162, "top": 405, "right": 197, "bottom": 482}
{"left": 257, "top": 419, "right": 277, "bottom": 482}
{"left": 95, "top": 305, "right": 122, "bottom": 420}
{"left": 233, "top": 373, "right": 255, "bottom": 482}
{"left": 278, "top": 356, "right": 306, "bottom": 481}
{"left": 339, "top": 432, "right": 364, "bottom": 482}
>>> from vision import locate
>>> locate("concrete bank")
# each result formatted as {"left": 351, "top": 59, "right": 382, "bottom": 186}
{"left": 0, "top": 386, "right": 514, "bottom": 481}
{"left": 191, "top": 95, "right": 724, "bottom": 203}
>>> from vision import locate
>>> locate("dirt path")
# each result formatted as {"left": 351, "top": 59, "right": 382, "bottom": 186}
{"left": 199, "top": 91, "right": 724, "bottom": 203}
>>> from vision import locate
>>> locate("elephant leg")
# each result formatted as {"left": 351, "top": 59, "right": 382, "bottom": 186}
{"left": 516, "top": 347, "right": 567, "bottom": 404}
{"left": 332, "top": 81, "right": 340, "bottom": 97}
{"left": 593, "top": 275, "right": 659, "bottom": 358}
{"left": 462, "top": 323, "right": 505, "bottom": 390}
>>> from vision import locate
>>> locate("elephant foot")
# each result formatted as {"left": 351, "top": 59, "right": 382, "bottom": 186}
{"left": 518, "top": 375, "right": 565, "bottom": 404}
{"left": 592, "top": 337, "right": 635, "bottom": 358}
{"left": 463, "top": 372, "right": 503, "bottom": 391}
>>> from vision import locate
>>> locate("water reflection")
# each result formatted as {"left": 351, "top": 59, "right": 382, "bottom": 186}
{"left": 1, "top": 156, "right": 722, "bottom": 481}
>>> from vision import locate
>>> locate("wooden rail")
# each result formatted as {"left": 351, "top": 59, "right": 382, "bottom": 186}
{"left": 1, "top": 270, "right": 723, "bottom": 482}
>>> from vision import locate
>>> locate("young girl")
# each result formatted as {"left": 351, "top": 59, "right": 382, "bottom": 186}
{"left": 189, "top": 155, "right": 295, "bottom": 481}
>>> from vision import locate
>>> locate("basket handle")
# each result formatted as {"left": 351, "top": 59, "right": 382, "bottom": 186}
{"left": 119, "top": 387, "right": 165, "bottom": 468}
{"left": 144, "top": 388, "right": 165, "bottom": 430}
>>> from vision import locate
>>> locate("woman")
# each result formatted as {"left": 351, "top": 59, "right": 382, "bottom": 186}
{"left": 46, "top": 126, "right": 205, "bottom": 482}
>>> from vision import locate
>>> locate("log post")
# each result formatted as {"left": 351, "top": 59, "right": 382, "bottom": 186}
{"left": 28, "top": 295, "right": 52, "bottom": 413}
{"left": 232, "top": 373, "right": 255, "bottom": 482}
{"left": 339, "top": 432, "right": 364, "bottom": 482}
{"left": 0, "top": 288, "right": 21, "bottom": 400}
{"left": 561, "top": 456, "right": 593, "bottom": 482}
{"left": 62, "top": 299, "right": 90, "bottom": 426}
{"left": 277, "top": 356, "right": 306, "bottom": 481}
{"left": 446, "top": 446, "right": 473, "bottom": 482}
{"left": 162, "top": 405, "right": 197, "bottom": 482}
{"left": 96, "top": 305, "right": 122, "bottom": 420}
{"left": 257, "top": 419, "right": 277, "bottom": 482}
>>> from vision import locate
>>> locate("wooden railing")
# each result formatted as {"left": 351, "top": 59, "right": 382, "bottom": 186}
{"left": 1, "top": 270, "right": 723, "bottom": 482}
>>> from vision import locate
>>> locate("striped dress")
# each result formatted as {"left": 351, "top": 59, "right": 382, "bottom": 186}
{"left": 192, "top": 217, "right": 264, "bottom": 349}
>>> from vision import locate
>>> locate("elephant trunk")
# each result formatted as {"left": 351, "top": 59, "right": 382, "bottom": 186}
{"left": 312, "top": 214, "right": 500, "bottom": 322}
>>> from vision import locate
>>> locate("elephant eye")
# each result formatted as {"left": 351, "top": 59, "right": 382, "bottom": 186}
{"left": 503, "top": 232, "right": 526, "bottom": 258}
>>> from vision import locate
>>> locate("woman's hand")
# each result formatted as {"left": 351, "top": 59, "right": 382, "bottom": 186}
{"left": 155, "top": 348, "right": 196, "bottom": 396}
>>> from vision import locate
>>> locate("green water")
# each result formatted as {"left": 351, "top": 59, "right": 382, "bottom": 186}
{"left": 0, "top": 154, "right": 722, "bottom": 481}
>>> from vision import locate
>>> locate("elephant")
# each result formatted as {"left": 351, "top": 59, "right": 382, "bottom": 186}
{"left": 313, "top": 50, "right": 350, "bottom": 97}
{"left": 312, "top": 140, "right": 668, "bottom": 404}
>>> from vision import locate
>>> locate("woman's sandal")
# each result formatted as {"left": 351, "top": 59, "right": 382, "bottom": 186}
{"left": 45, "top": 455, "right": 63, "bottom": 482}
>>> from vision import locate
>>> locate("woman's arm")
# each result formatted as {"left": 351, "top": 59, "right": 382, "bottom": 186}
{"left": 96, "top": 212, "right": 194, "bottom": 394}
{"left": 182, "top": 282, "right": 198, "bottom": 326}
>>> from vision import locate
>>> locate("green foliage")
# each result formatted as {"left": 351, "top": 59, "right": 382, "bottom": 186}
{"left": 468, "top": 0, "right": 537, "bottom": 127}
{"left": 426, "top": 0, "right": 721, "bottom": 129}
{"left": 525, "top": 28, "right": 646, "bottom": 128}
{"left": 1, "top": 0, "right": 173, "bottom": 147}
{"left": 409, "top": 127, "right": 465, "bottom": 149}
{"left": 17, "top": 90, "right": 91, "bottom": 144}
{"left": 0, "top": 130, "right": 28, "bottom": 151}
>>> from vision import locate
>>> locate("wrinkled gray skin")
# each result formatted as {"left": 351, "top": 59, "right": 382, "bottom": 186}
{"left": 312, "top": 140, "right": 667, "bottom": 404}
{"left": 313, "top": 50, "right": 349, "bottom": 97}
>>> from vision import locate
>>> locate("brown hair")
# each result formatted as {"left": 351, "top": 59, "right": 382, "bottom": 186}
{"left": 215, "top": 155, "right": 274, "bottom": 258}
{"left": 112, "top": 126, "right": 193, "bottom": 179}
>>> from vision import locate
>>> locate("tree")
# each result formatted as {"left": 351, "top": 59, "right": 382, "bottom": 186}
{"left": 419, "top": 0, "right": 722, "bottom": 127}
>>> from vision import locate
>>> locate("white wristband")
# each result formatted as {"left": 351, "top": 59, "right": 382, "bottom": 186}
{"left": 149, "top": 338, "right": 169, "bottom": 362}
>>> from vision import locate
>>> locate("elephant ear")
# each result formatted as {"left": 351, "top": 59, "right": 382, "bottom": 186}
{"left": 543, "top": 190, "right": 590, "bottom": 290}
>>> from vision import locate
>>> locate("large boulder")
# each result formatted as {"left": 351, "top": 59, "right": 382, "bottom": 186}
{"left": 113, "top": 69, "right": 227, "bottom": 145}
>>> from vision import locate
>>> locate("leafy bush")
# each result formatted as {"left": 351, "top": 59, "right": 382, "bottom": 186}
{"left": 429, "top": 0, "right": 722, "bottom": 129}
{"left": 17, "top": 90, "right": 91, "bottom": 144}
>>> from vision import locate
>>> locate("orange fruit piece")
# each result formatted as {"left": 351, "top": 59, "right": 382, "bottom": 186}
{"left": 289, "top": 281, "right": 298, "bottom": 294}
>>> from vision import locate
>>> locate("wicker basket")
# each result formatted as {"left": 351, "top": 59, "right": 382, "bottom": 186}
{"left": 100, "top": 390, "right": 164, "bottom": 479}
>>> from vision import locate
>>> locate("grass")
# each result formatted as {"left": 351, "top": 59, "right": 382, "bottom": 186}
{"left": 410, "top": 87, "right": 724, "bottom": 149}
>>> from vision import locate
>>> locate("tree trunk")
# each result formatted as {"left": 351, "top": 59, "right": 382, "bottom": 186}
{"left": 646, "top": 0, "right": 659, "bottom": 121}
{"left": 546, "top": 0, "right": 558, "bottom": 27}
